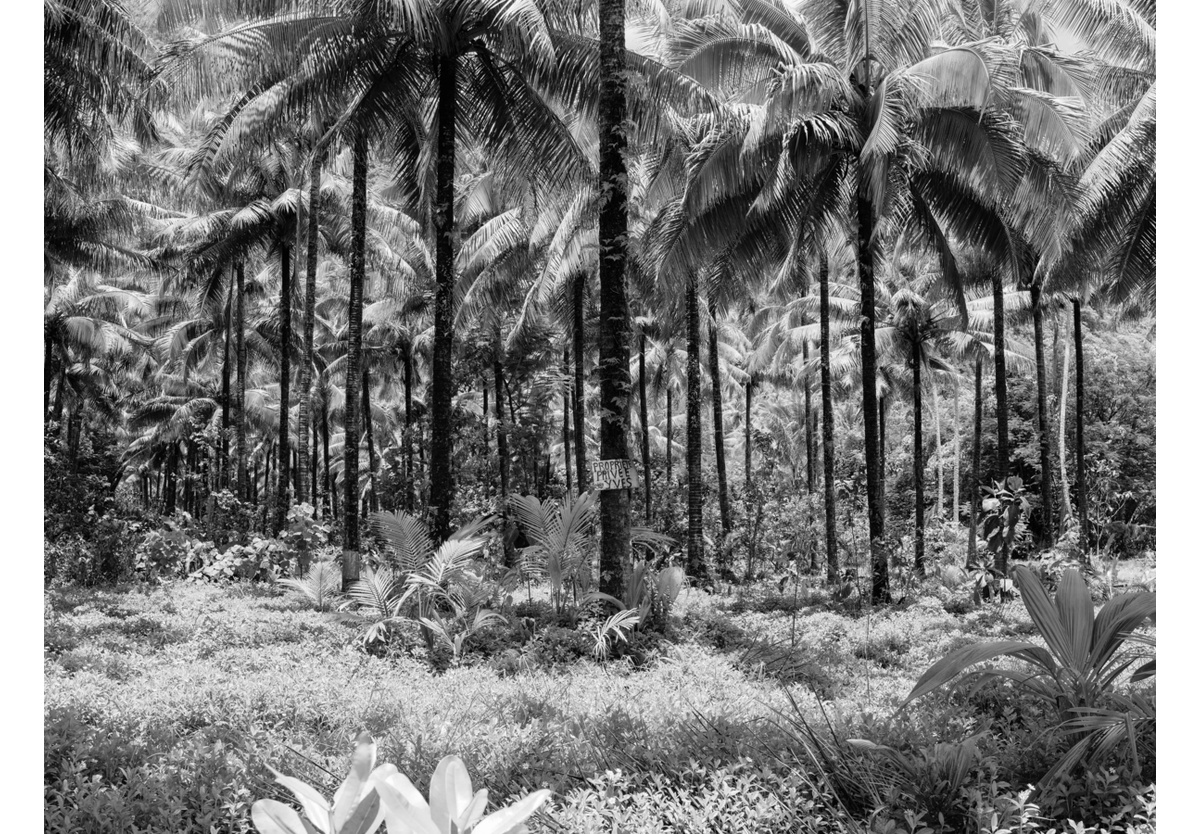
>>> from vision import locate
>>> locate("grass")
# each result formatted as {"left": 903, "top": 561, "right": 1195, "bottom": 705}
{"left": 43, "top": 571, "right": 1147, "bottom": 833}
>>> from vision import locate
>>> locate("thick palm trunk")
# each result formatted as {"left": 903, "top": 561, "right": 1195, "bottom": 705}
{"left": 297, "top": 149, "right": 321, "bottom": 506}
{"left": 1031, "top": 282, "right": 1055, "bottom": 545}
{"left": 363, "top": 366, "right": 378, "bottom": 514}
{"left": 933, "top": 381, "right": 943, "bottom": 518}
{"left": 665, "top": 386, "right": 673, "bottom": 490}
{"left": 562, "top": 348, "right": 572, "bottom": 493}
{"left": 744, "top": 376, "right": 753, "bottom": 490}
{"left": 968, "top": 356, "right": 982, "bottom": 563}
{"left": 952, "top": 379, "right": 960, "bottom": 527}
{"left": 819, "top": 253, "right": 838, "bottom": 582}
{"left": 342, "top": 128, "right": 368, "bottom": 588}
{"left": 572, "top": 274, "right": 588, "bottom": 491}
{"left": 276, "top": 242, "right": 293, "bottom": 533}
{"left": 912, "top": 336, "right": 925, "bottom": 577}
{"left": 1073, "top": 298, "right": 1089, "bottom": 560}
{"left": 707, "top": 298, "right": 732, "bottom": 544}
{"left": 639, "top": 333, "right": 652, "bottom": 523}
{"left": 598, "top": 0, "right": 632, "bottom": 598}
{"left": 236, "top": 261, "right": 248, "bottom": 501}
{"left": 164, "top": 443, "right": 178, "bottom": 515}
{"left": 685, "top": 275, "right": 706, "bottom": 582}
{"left": 429, "top": 54, "right": 459, "bottom": 542}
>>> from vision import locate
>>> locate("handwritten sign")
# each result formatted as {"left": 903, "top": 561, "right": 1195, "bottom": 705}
{"left": 589, "top": 459, "right": 638, "bottom": 491}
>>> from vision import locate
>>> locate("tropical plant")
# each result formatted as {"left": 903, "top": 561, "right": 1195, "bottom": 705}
{"left": 510, "top": 491, "right": 599, "bottom": 614}
{"left": 279, "top": 560, "right": 342, "bottom": 612}
{"left": 902, "top": 566, "right": 1155, "bottom": 717}
{"left": 584, "top": 559, "right": 685, "bottom": 634}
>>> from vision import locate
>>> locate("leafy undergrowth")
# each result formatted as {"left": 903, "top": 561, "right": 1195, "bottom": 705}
{"left": 44, "top": 580, "right": 1154, "bottom": 833}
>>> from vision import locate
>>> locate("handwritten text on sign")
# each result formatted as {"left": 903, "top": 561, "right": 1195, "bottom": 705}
{"left": 589, "top": 459, "right": 637, "bottom": 491}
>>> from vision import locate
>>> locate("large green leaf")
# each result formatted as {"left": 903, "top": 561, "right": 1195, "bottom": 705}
{"left": 251, "top": 799, "right": 309, "bottom": 834}
{"left": 901, "top": 640, "right": 1055, "bottom": 707}
{"left": 1012, "top": 565, "right": 1076, "bottom": 672}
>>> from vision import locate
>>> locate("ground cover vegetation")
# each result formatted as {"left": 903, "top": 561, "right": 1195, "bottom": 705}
{"left": 45, "top": 0, "right": 1156, "bottom": 830}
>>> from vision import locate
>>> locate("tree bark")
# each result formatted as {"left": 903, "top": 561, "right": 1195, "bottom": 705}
{"left": 221, "top": 276, "right": 233, "bottom": 489}
{"left": 342, "top": 127, "right": 368, "bottom": 587}
{"left": 429, "top": 53, "right": 459, "bottom": 542}
{"left": 952, "top": 377, "right": 960, "bottom": 528}
{"left": 1073, "top": 298, "right": 1089, "bottom": 560}
{"left": 912, "top": 330, "right": 925, "bottom": 577}
{"left": 235, "top": 260, "right": 248, "bottom": 501}
{"left": 562, "top": 347, "right": 572, "bottom": 493}
{"left": 297, "top": 147, "right": 322, "bottom": 507}
{"left": 276, "top": 242, "right": 292, "bottom": 533}
{"left": 44, "top": 331, "right": 55, "bottom": 424}
{"left": 164, "top": 442, "right": 178, "bottom": 515}
{"left": 968, "top": 356, "right": 982, "bottom": 563}
{"left": 803, "top": 336, "right": 815, "bottom": 493}
{"left": 1059, "top": 310, "right": 1073, "bottom": 528}
{"left": 597, "top": 0, "right": 632, "bottom": 598}
{"left": 707, "top": 298, "right": 732, "bottom": 544}
{"left": 991, "top": 268, "right": 1010, "bottom": 572}
{"left": 493, "top": 327, "right": 510, "bottom": 505}
{"left": 857, "top": 187, "right": 887, "bottom": 602}
{"left": 404, "top": 351, "right": 415, "bottom": 513}
{"left": 744, "top": 375, "right": 753, "bottom": 490}
{"left": 363, "top": 365, "right": 378, "bottom": 514}
{"left": 933, "top": 380, "right": 943, "bottom": 518}
{"left": 572, "top": 272, "right": 589, "bottom": 492}
{"left": 665, "top": 386, "right": 673, "bottom": 490}
{"left": 1031, "top": 281, "right": 1055, "bottom": 545}
{"left": 323, "top": 406, "right": 335, "bottom": 522}
{"left": 819, "top": 252, "right": 839, "bottom": 582}
{"left": 686, "top": 275, "right": 707, "bottom": 582}
{"left": 639, "top": 332, "right": 652, "bottom": 523}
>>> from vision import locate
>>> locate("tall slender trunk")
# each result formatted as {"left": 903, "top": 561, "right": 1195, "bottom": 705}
{"left": 297, "top": 147, "right": 322, "bottom": 506}
{"left": 363, "top": 366, "right": 378, "bottom": 514}
{"left": 686, "top": 275, "right": 706, "bottom": 581}
{"left": 342, "top": 128, "right": 368, "bottom": 587}
{"left": 562, "top": 348, "right": 572, "bottom": 493}
{"left": 665, "top": 386, "right": 673, "bottom": 489}
{"left": 991, "top": 269, "right": 1010, "bottom": 572}
{"left": 952, "top": 378, "right": 960, "bottom": 527}
{"left": 493, "top": 328, "right": 510, "bottom": 504}
{"left": 312, "top": 414, "right": 320, "bottom": 517}
{"left": 933, "top": 380, "right": 943, "bottom": 518}
{"left": 639, "top": 333, "right": 652, "bottom": 523}
{"left": 276, "top": 242, "right": 293, "bottom": 533}
{"left": 404, "top": 352, "right": 415, "bottom": 512}
{"left": 857, "top": 185, "right": 887, "bottom": 603}
{"left": 236, "top": 261, "right": 248, "bottom": 501}
{"left": 221, "top": 277, "right": 233, "bottom": 489}
{"left": 878, "top": 393, "right": 888, "bottom": 510}
{"left": 44, "top": 331, "right": 54, "bottom": 423}
{"left": 968, "top": 356, "right": 983, "bottom": 563}
{"left": 819, "top": 252, "right": 838, "bottom": 582}
{"left": 707, "top": 298, "right": 732, "bottom": 543}
{"left": 572, "top": 273, "right": 589, "bottom": 492}
{"left": 323, "top": 407, "right": 335, "bottom": 522}
{"left": 429, "top": 53, "right": 459, "bottom": 542}
{"left": 1059, "top": 311, "right": 1073, "bottom": 527}
{"left": 53, "top": 361, "right": 68, "bottom": 429}
{"left": 164, "top": 443, "right": 178, "bottom": 515}
{"left": 744, "top": 376, "right": 753, "bottom": 490}
{"left": 912, "top": 334, "right": 925, "bottom": 577}
{"left": 1073, "top": 298, "right": 1089, "bottom": 560}
{"left": 803, "top": 336, "right": 814, "bottom": 493}
{"left": 1031, "top": 281, "right": 1055, "bottom": 545}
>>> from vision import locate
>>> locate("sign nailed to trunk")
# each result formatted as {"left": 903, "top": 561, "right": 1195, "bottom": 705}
{"left": 589, "top": 458, "right": 638, "bottom": 491}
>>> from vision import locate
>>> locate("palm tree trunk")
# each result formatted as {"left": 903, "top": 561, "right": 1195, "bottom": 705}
{"left": 707, "top": 298, "right": 732, "bottom": 544}
{"left": 363, "top": 366, "right": 378, "bottom": 514}
{"left": 686, "top": 274, "right": 707, "bottom": 582}
{"left": 878, "top": 393, "right": 888, "bottom": 509}
{"left": 991, "top": 268, "right": 1010, "bottom": 572}
{"left": 573, "top": 273, "right": 588, "bottom": 491}
{"left": 1059, "top": 311, "right": 1073, "bottom": 528}
{"left": 857, "top": 190, "right": 888, "bottom": 602}
{"left": 44, "top": 332, "right": 54, "bottom": 424}
{"left": 323, "top": 406, "right": 335, "bottom": 522}
{"left": 952, "top": 377, "right": 960, "bottom": 528}
{"left": 1073, "top": 298, "right": 1089, "bottom": 560}
{"left": 53, "top": 361, "right": 68, "bottom": 429}
{"left": 404, "top": 352, "right": 415, "bottom": 513}
{"left": 164, "top": 443, "right": 179, "bottom": 515}
{"left": 968, "top": 356, "right": 982, "bottom": 563}
{"left": 819, "top": 252, "right": 838, "bottom": 582}
{"left": 639, "top": 332, "right": 652, "bottom": 523}
{"left": 342, "top": 127, "right": 368, "bottom": 587}
{"left": 221, "top": 277, "right": 233, "bottom": 489}
{"left": 933, "top": 380, "right": 943, "bottom": 518}
{"left": 297, "top": 148, "right": 322, "bottom": 507}
{"left": 236, "top": 260, "right": 248, "bottom": 501}
{"left": 493, "top": 328, "right": 510, "bottom": 504}
{"left": 598, "top": 0, "right": 632, "bottom": 598}
{"left": 803, "top": 337, "right": 814, "bottom": 493}
{"left": 912, "top": 333, "right": 925, "bottom": 577}
{"left": 744, "top": 375, "right": 753, "bottom": 490}
{"left": 665, "top": 385, "right": 673, "bottom": 490}
{"left": 312, "top": 415, "right": 320, "bottom": 517}
{"left": 1031, "top": 281, "right": 1055, "bottom": 545}
{"left": 562, "top": 348, "right": 572, "bottom": 493}
{"left": 276, "top": 242, "right": 292, "bottom": 533}
{"left": 429, "top": 53, "right": 459, "bottom": 542}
